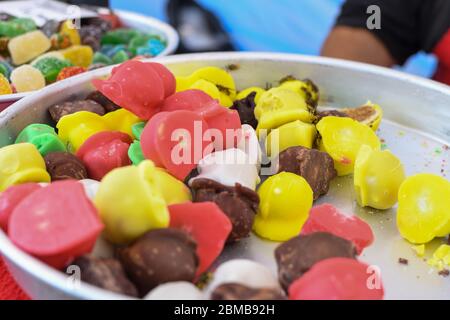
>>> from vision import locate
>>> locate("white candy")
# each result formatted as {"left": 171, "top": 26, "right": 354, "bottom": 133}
{"left": 237, "top": 124, "right": 262, "bottom": 168}
{"left": 190, "top": 148, "right": 260, "bottom": 190}
{"left": 78, "top": 179, "right": 100, "bottom": 200}
{"left": 144, "top": 282, "right": 204, "bottom": 300}
{"left": 205, "top": 259, "right": 281, "bottom": 295}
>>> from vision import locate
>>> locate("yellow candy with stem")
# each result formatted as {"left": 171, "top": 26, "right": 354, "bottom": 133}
{"left": 253, "top": 172, "right": 313, "bottom": 241}
{"left": 354, "top": 145, "right": 405, "bottom": 210}
{"left": 94, "top": 161, "right": 169, "bottom": 244}
{"left": 60, "top": 45, "right": 93, "bottom": 68}
{"left": 236, "top": 87, "right": 266, "bottom": 103}
{"left": 60, "top": 20, "right": 81, "bottom": 45}
{"left": 103, "top": 108, "right": 142, "bottom": 137}
{"left": 316, "top": 116, "right": 380, "bottom": 176}
{"left": 265, "top": 120, "right": 316, "bottom": 157}
{"left": 0, "top": 73, "right": 12, "bottom": 95}
{"left": 0, "top": 143, "right": 50, "bottom": 191}
{"left": 396, "top": 173, "right": 450, "bottom": 244}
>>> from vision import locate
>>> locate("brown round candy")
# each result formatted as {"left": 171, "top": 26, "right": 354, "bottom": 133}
{"left": 230, "top": 91, "right": 258, "bottom": 129}
{"left": 211, "top": 283, "right": 286, "bottom": 300}
{"left": 44, "top": 152, "right": 88, "bottom": 181}
{"left": 48, "top": 99, "right": 105, "bottom": 123}
{"left": 72, "top": 255, "right": 138, "bottom": 297}
{"left": 275, "top": 232, "right": 357, "bottom": 291}
{"left": 86, "top": 90, "right": 121, "bottom": 113}
{"left": 191, "top": 178, "right": 259, "bottom": 243}
{"left": 118, "top": 228, "right": 198, "bottom": 296}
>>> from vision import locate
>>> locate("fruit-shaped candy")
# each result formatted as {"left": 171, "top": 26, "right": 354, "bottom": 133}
{"left": 60, "top": 45, "right": 93, "bottom": 68}
{"left": 33, "top": 57, "right": 73, "bottom": 83}
{"left": 265, "top": 120, "right": 316, "bottom": 157}
{"left": 0, "top": 73, "right": 12, "bottom": 95}
{"left": 0, "top": 143, "right": 50, "bottom": 191}
{"left": 341, "top": 102, "right": 383, "bottom": 131}
{"left": 254, "top": 172, "right": 313, "bottom": 241}
{"left": 396, "top": 174, "right": 450, "bottom": 244}
{"left": 236, "top": 87, "right": 266, "bottom": 103}
{"left": 103, "top": 108, "right": 142, "bottom": 138}
{"left": 10, "top": 65, "right": 46, "bottom": 92}
{"left": 278, "top": 78, "right": 319, "bottom": 111}
{"left": 354, "top": 145, "right": 405, "bottom": 210}
{"left": 15, "top": 123, "right": 67, "bottom": 156}
{"left": 8, "top": 30, "right": 51, "bottom": 65}
{"left": 94, "top": 161, "right": 169, "bottom": 244}
{"left": 316, "top": 116, "right": 381, "bottom": 176}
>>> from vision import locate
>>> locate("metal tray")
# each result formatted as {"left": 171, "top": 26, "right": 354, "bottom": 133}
{"left": 0, "top": 52, "right": 449, "bottom": 300}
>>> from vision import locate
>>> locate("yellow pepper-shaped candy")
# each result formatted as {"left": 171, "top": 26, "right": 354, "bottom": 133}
{"left": 60, "top": 45, "right": 93, "bottom": 68}
{"left": 60, "top": 20, "right": 81, "bottom": 45}
{"left": 265, "top": 120, "right": 316, "bottom": 157}
{"left": 253, "top": 172, "right": 313, "bottom": 241}
{"left": 236, "top": 87, "right": 266, "bottom": 103}
{"left": 57, "top": 111, "right": 109, "bottom": 152}
{"left": 103, "top": 108, "right": 142, "bottom": 137}
{"left": 0, "top": 143, "right": 50, "bottom": 191}
{"left": 354, "top": 145, "right": 405, "bottom": 210}
{"left": 94, "top": 161, "right": 169, "bottom": 244}
{"left": 397, "top": 173, "right": 450, "bottom": 244}
{"left": 316, "top": 116, "right": 380, "bottom": 176}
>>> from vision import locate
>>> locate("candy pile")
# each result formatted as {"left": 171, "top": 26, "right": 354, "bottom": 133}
{"left": 0, "top": 60, "right": 449, "bottom": 300}
{"left": 0, "top": 13, "right": 167, "bottom": 95}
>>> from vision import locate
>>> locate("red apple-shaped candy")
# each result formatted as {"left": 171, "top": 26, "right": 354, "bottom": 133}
{"left": 147, "top": 62, "right": 176, "bottom": 98}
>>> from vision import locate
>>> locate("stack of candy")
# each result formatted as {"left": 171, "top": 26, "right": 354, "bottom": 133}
{"left": 0, "top": 14, "right": 168, "bottom": 95}
{"left": 1, "top": 59, "right": 449, "bottom": 300}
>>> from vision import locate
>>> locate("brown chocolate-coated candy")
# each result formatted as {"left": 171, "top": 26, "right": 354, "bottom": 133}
{"left": 44, "top": 152, "right": 88, "bottom": 181}
{"left": 118, "top": 228, "right": 198, "bottom": 296}
{"left": 191, "top": 178, "right": 259, "bottom": 243}
{"left": 48, "top": 99, "right": 105, "bottom": 123}
{"left": 277, "top": 146, "right": 336, "bottom": 200}
{"left": 211, "top": 283, "right": 286, "bottom": 300}
{"left": 315, "top": 109, "right": 347, "bottom": 123}
{"left": 231, "top": 91, "right": 258, "bottom": 129}
{"left": 86, "top": 91, "right": 121, "bottom": 113}
{"left": 72, "top": 255, "right": 138, "bottom": 297}
{"left": 275, "top": 232, "right": 357, "bottom": 291}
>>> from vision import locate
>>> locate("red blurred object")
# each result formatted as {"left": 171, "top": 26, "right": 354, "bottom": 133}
{"left": 0, "top": 257, "right": 29, "bottom": 300}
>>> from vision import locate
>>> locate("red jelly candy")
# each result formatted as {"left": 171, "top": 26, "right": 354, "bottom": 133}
{"left": 161, "top": 89, "right": 215, "bottom": 113}
{"left": 301, "top": 204, "right": 374, "bottom": 254}
{"left": 140, "top": 110, "right": 212, "bottom": 180}
{"left": 289, "top": 257, "right": 384, "bottom": 300}
{"left": 92, "top": 60, "right": 166, "bottom": 119}
{"left": 147, "top": 62, "right": 176, "bottom": 98}
{"left": 169, "top": 202, "right": 232, "bottom": 276}
{"left": 8, "top": 180, "right": 103, "bottom": 269}
{"left": 0, "top": 183, "right": 41, "bottom": 232}
{"left": 77, "top": 131, "right": 132, "bottom": 181}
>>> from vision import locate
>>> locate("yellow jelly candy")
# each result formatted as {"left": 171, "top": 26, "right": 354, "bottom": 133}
{"left": 10, "top": 65, "right": 46, "bottom": 93}
{"left": 190, "top": 66, "right": 236, "bottom": 99}
{"left": 316, "top": 116, "right": 380, "bottom": 176}
{"left": 0, "top": 143, "right": 50, "bottom": 191}
{"left": 342, "top": 102, "right": 383, "bottom": 131}
{"left": 94, "top": 161, "right": 169, "bottom": 244}
{"left": 253, "top": 172, "right": 313, "bottom": 241}
{"left": 60, "top": 20, "right": 81, "bottom": 46}
{"left": 60, "top": 45, "right": 93, "bottom": 68}
{"left": 103, "top": 108, "right": 142, "bottom": 137}
{"left": 266, "top": 120, "right": 316, "bottom": 157}
{"left": 150, "top": 167, "right": 192, "bottom": 205}
{"left": 189, "top": 79, "right": 233, "bottom": 107}
{"left": 175, "top": 75, "right": 192, "bottom": 92}
{"left": 0, "top": 73, "right": 12, "bottom": 95}
{"left": 8, "top": 30, "right": 51, "bottom": 65}
{"left": 236, "top": 87, "right": 266, "bottom": 103}
{"left": 354, "top": 145, "right": 405, "bottom": 210}
{"left": 57, "top": 111, "right": 109, "bottom": 152}
{"left": 278, "top": 79, "right": 318, "bottom": 111}
{"left": 427, "top": 245, "right": 450, "bottom": 271}
{"left": 397, "top": 174, "right": 450, "bottom": 244}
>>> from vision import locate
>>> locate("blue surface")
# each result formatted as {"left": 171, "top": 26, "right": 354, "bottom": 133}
{"left": 111, "top": 0, "right": 437, "bottom": 78}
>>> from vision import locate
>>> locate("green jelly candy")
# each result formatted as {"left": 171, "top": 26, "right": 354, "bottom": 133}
{"left": 112, "top": 50, "right": 130, "bottom": 64}
{"left": 93, "top": 52, "right": 112, "bottom": 65}
{"left": 128, "top": 140, "right": 145, "bottom": 165}
{"left": 33, "top": 57, "right": 73, "bottom": 83}
{"left": 15, "top": 123, "right": 66, "bottom": 156}
{"left": 128, "top": 34, "right": 155, "bottom": 56}
{"left": 0, "top": 18, "right": 37, "bottom": 38}
{"left": 101, "top": 28, "right": 140, "bottom": 45}
{"left": 131, "top": 122, "right": 146, "bottom": 140}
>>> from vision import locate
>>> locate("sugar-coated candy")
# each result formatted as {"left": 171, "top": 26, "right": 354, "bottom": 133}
{"left": 191, "top": 178, "right": 259, "bottom": 243}
{"left": 56, "top": 66, "right": 86, "bottom": 81}
{"left": 128, "top": 34, "right": 154, "bottom": 55}
{"left": 140, "top": 110, "right": 211, "bottom": 180}
{"left": 0, "top": 183, "right": 41, "bottom": 231}
{"left": 86, "top": 90, "right": 120, "bottom": 113}
{"left": 49, "top": 100, "right": 105, "bottom": 123}
{"left": 8, "top": 30, "right": 51, "bottom": 65}
{"left": 288, "top": 258, "right": 384, "bottom": 300}
{"left": 147, "top": 38, "right": 165, "bottom": 56}
{"left": 94, "top": 161, "right": 169, "bottom": 244}
{"left": 354, "top": 145, "right": 405, "bottom": 210}
{"left": 92, "top": 51, "right": 112, "bottom": 65}
{"left": 0, "top": 143, "right": 50, "bottom": 191}
{"left": 60, "top": 20, "right": 81, "bottom": 45}
{"left": 144, "top": 282, "right": 204, "bottom": 300}
{"left": 33, "top": 57, "right": 72, "bottom": 83}
{"left": 50, "top": 33, "right": 71, "bottom": 50}
{"left": 101, "top": 28, "right": 140, "bottom": 45}
{"left": 231, "top": 91, "right": 258, "bottom": 129}
{"left": 253, "top": 172, "right": 313, "bottom": 241}
{"left": 77, "top": 131, "right": 132, "bottom": 180}
{"left": 128, "top": 140, "right": 145, "bottom": 165}
{"left": 57, "top": 111, "right": 109, "bottom": 152}
{"left": 102, "top": 108, "right": 141, "bottom": 137}
{"left": 396, "top": 174, "right": 450, "bottom": 244}
{"left": 30, "top": 51, "right": 65, "bottom": 65}
{"left": 316, "top": 116, "right": 380, "bottom": 176}
{"left": 169, "top": 202, "right": 232, "bottom": 276}
{"left": 212, "top": 283, "right": 286, "bottom": 300}
{"left": 0, "top": 18, "right": 36, "bottom": 38}
{"left": 10, "top": 65, "right": 45, "bottom": 92}
{"left": 111, "top": 50, "right": 129, "bottom": 64}
{"left": 277, "top": 146, "right": 336, "bottom": 200}
{"left": 266, "top": 120, "right": 316, "bottom": 157}
{"left": 236, "top": 87, "right": 265, "bottom": 104}
{"left": 44, "top": 152, "right": 88, "bottom": 181}
{"left": 118, "top": 228, "right": 198, "bottom": 295}
{"left": 15, "top": 123, "right": 66, "bottom": 156}
{"left": 60, "top": 45, "right": 93, "bottom": 68}
{"left": 8, "top": 180, "right": 103, "bottom": 269}
{"left": 0, "top": 73, "right": 12, "bottom": 94}
{"left": 237, "top": 124, "right": 262, "bottom": 168}
{"left": 301, "top": 204, "right": 374, "bottom": 254}
{"left": 275, "top": 232, "right": 356, "bottom": 291}
{"left": 73, "top": 255, "right": 138, "bottom": 297}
